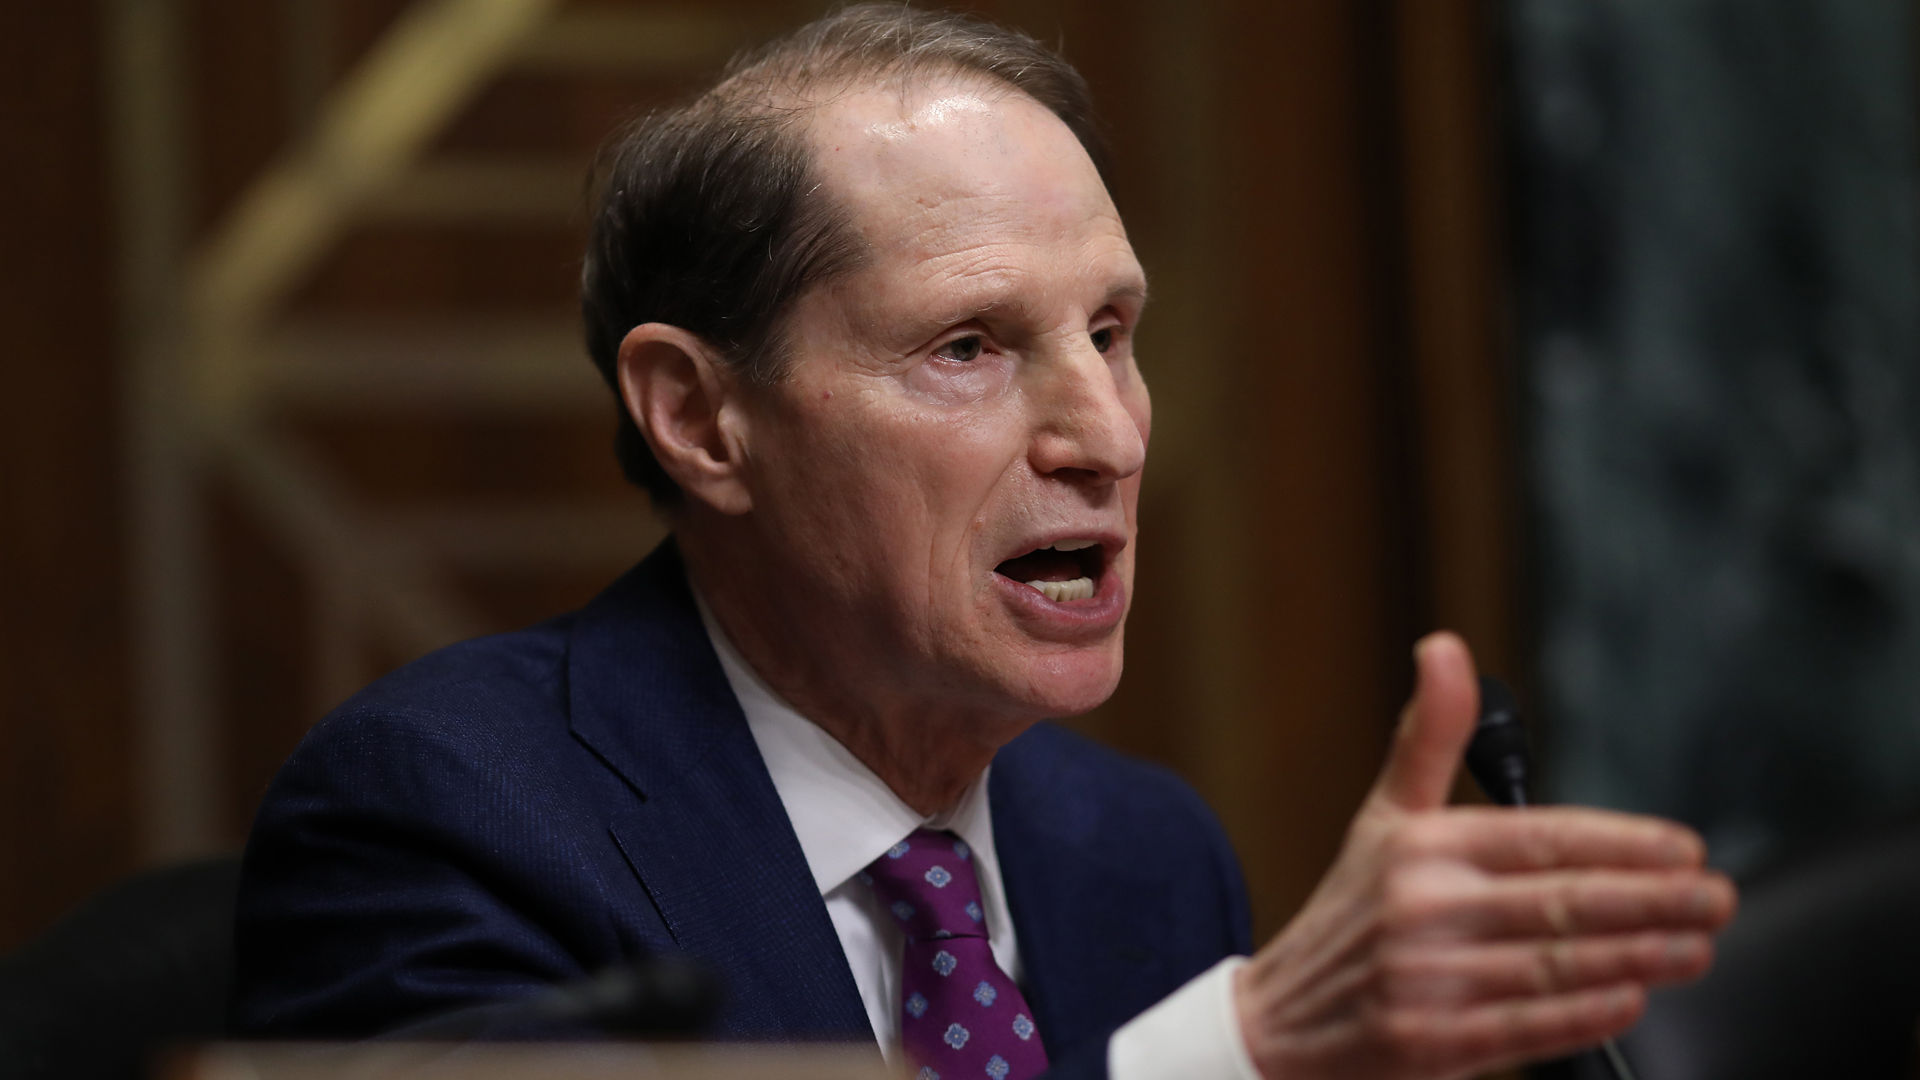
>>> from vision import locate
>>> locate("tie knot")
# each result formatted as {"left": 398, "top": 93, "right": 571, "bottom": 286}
{"left": 861, "top": 827, "right": 987, "bottom": 942}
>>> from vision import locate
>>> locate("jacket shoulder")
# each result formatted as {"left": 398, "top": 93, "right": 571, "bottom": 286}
{"left": 995, "top": 722, "right": 1254, "bottom": 953}
{"left": 995, "top": 721, "right": 1219, "bottom": 826}
{"left": 324, "top": 614, "right": 573, "bottom": 737}
{"left": 989, "top": 722, "right": 1256, "bottom": 1053}
{"left": 250, "top": 613, "right": 597, "bottom": 860}
{"left": 236, "top": 614, "right": 647, "bottom": 1036}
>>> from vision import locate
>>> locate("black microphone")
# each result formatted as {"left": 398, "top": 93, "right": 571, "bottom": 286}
{"left": 1466, "top": 675, "right": 1531, "bottom": 807}
{"left": 395, "top": 953, "right": 723, "bottom": 1041}
{"left": 1465, "top": 676, "right": 1640, "bottom": 1080}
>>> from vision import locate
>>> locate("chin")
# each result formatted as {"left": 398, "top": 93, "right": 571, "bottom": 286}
{"left": 1002, "top": 641, "right": 1125, "bottom": 719}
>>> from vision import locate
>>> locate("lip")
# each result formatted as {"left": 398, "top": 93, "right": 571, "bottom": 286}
{"left": 990, "top": 530, "right": 1129, "bottom": 636}
{"left": 994, "top": 530, "right": 1128, "bottom": 568}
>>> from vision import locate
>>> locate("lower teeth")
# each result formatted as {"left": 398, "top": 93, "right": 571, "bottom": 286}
{"left": 1025, "top": 576, "right": 1094, "bottom": 602}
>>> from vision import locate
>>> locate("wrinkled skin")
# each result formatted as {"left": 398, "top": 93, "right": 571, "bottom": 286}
{"left": 616, "top": 76, "right": 1735, "bottom": 1078}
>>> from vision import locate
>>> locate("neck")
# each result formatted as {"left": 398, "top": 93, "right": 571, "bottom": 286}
{"left": 679, "top": 523, "right": 1021, "bottom": 817}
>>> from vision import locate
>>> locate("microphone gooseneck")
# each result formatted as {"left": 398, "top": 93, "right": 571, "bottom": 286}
{"left": 1466, "top": 676, "right": 1640, "bottom": 1080}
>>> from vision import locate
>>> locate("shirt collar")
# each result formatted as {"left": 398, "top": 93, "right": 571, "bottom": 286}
{"left": 693, "top": 587, "right": 999, "bottom": 897}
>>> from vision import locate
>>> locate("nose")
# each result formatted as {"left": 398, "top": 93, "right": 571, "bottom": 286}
{"left": 1026, "top": 336, "right": 1148, "bottom": 485}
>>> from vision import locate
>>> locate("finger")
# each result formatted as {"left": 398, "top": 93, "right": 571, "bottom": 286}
{"left": 1398, "top": 805, "right": 1708, "bottom": 872}
{"left": 1379, "top": 983, "right": 1645, "bottom": 1077}
{"left": 1378, "top": 931, "right": 1715, "bottom": 1006}
{"left": 1373, "top": 631, "right": 1479, "bottom": 812}
{"left": 1391, "top": 866, "right": 1737, "bottom": 940}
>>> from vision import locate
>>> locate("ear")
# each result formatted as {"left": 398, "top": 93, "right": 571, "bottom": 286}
{"left": 616, "top": 323, "right": 753, "bottom": 515}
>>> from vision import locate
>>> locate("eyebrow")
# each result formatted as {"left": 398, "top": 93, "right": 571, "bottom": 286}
{"left": 904, "top": 259, "right": 1152, "bottom": 335}
{"left": 923, "top": 276, "right": 1149, "bottom": 329}
{"left": 1105, "top": 280, "right": 1150, "bottom": 309}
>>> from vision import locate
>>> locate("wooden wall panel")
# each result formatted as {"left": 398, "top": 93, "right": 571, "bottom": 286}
{"left": 187, "top": 0, "right": 292, "bottom": 229}
{"left": 1203, "top": 0, "right": 1415, "bottom": 935}
{"left": 213, "top": 484, "right": 312, "bottom": 842}
{"left": 1395, "top": 0, "right": 1518, "bottom": 689}
{"left": 0, "top": 2, "right": 138, "bottom": 950}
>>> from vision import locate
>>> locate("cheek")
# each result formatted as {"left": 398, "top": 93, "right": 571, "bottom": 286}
{"left": 766, "top": 391, "right": 1016, "bottom": 560}
{"left": 811, "top": 377, "right": 1026, "bottom": 496}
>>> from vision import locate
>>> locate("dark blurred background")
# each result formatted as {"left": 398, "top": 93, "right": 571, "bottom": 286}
{"left": 4, "top": 0, "right": 1920, "bottom": 1070}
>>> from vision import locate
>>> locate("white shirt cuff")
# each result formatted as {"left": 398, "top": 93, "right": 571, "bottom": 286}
{"left": 1107, "top": 956, "right": 1260, "bottom": 1080}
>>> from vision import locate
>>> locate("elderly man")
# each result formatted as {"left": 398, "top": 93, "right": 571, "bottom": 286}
{"left": 235, "top": 7, "right": 1734, "bottom": 1079}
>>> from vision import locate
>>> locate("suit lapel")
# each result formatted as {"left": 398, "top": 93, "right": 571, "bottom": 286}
{"left": 567, "top": 542, "right": 871, "bottom": 1041}
{"left": 990, "top": 726, "right": 1176, "bottom": 1057}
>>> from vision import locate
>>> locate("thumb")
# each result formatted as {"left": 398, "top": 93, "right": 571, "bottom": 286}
{"left": 1372, "top": 631, "right": 1480, "bottom": 812}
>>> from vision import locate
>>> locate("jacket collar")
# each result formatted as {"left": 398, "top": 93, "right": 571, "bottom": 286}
{"left": 566, "top": 539, "right": 741, "bottom": 800}
{"left": 562, "top": 543, "right": 1171, "bottom": 1049}
{"left": 565, "top": 539, "right": 874, "bottom": 1042}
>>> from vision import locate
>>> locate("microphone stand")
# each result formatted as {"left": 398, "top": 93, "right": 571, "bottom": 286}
{"left": 1468, "top": 677, "right": 1639, "bottom": 1080}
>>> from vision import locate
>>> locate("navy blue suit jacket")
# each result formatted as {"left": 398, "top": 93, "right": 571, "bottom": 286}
{"left": 234, "top": 541, "right": 1253, "bottom": 1077}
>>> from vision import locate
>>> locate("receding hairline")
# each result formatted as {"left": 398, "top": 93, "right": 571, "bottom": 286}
{"left": 794, "top": 72, "right": 1105, "bottom": 191}
{"left": 707, "top": 5, "right": 1082, "bottom": 110}
{"left": 704, "top": 61, "right": 1077, "bottom": 166}
{"left": 713, "top": 65, "right": 1117, "bottom": 301}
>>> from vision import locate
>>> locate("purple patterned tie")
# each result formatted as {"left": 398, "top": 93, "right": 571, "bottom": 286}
{"left": 862, "top": 828, "right": 1048, "bottom": 1080}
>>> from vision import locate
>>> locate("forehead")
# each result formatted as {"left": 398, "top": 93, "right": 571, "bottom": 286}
{"left": 803, "top": 77, "right": 1131, "bottom": 278}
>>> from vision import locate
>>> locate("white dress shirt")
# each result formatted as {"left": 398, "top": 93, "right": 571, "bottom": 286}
{"left": 694, "top": 594, "right": 1259, "bottom": 1080}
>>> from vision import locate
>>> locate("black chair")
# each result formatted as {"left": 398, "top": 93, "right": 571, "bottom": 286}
{"left": 1532, "top": 819, "right": 1920, "bottom": 1080}
{"left": 0, "top": 855, "right": 242, "bottom": 1080}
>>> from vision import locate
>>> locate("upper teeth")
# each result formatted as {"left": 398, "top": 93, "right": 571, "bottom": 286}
{"left": 1044, "top": 539, "right": 1098, "bottom": 551}
{"left": 1026, "top": 577, "right": 1095, "bottom": 602}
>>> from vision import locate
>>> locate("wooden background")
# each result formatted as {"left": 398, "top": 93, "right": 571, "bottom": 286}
{"left": 0, "top": 0, "right": 1514, "bottom": 956}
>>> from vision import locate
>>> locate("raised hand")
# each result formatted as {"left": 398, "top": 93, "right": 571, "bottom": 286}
{"left": 1233, "top": 632, "right": 1735, "bottom": 1080}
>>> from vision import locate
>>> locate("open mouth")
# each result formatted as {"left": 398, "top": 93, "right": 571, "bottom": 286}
{"left": 993, "top": 540, "right": 1105, "bottom": 603}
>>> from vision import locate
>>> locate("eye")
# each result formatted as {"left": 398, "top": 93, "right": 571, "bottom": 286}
{"left": 934, "top": 335, "right": 984, "bottom": 363}
{"left": 1090, "top": 326, "right": 1117, "bottom": 354}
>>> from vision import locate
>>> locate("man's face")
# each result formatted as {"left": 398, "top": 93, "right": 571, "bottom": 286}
{"left": 737, "top": 77, "right": 1150, "bottom": 725}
